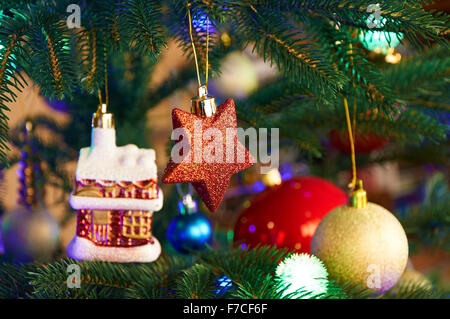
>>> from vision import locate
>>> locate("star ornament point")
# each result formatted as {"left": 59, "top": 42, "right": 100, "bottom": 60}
{"left": 162, "top": 98, "right": 255, "bottom": 212}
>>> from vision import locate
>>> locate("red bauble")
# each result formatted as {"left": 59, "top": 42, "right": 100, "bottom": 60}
{"left": 233, "top": 176, "right": 347, "bottom": 253}
{"left": 329, "top": 129, "right": 388, "bottom": 154}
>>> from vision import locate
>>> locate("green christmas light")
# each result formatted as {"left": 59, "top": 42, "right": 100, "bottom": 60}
{"left": 276, "top": 253, "right": 329, "bottom": 299}
{"left": 359, "top": 31, "right": 403, "bottom": 54}
{"left": 359, "top": 18, "right": 404, "bottom": 55}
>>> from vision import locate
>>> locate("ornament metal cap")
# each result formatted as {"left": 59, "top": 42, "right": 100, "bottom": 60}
{"left": 348, "top": 179, "right": 367, "bottom": 208}
{"left": 92, "top": 103, "right": 115, "bottom": 128}
{"left": 191, "top": 85, "right": 217, "bottom": 117}
{"left": 178, "top": 194, "right": 198, "bottom": 215}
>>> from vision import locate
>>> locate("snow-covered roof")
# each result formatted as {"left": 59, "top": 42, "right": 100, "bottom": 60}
{"left": 74, "top": 128, "right": 158, "bottom": 182}
{"left": 70, "top": 127, "right": 163, "bottom": 212}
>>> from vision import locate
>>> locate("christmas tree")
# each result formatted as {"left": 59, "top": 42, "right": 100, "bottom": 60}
{"left": 0, "top": 0, "right": 449, "bottom": 300}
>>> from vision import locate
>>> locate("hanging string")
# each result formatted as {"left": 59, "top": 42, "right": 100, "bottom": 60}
{"left": 346, "top": 42, "right": 358, "bottom": 187}
{"left": 348, "top": 43, "right": 357, "bottom": 143}
{"left": 96, "top": 31, "right": 109, "bottom": 112}
{"left": 87, "top": 30, "right": 102, "bottom": 108}
{"left": 97, "top": 89, "right": 102, "bottom": 106}
{"left": 104, "top": 38, "right": 109, "bottom": 108}
{"left": 343, "top": 97, "right": 357, "bottom": 189}
{"left": 187, "top": 6, "right": 202, "bottom": 87}
{"left": 205, "top": 16, "right": 210, "bottom": 87}
{"left": 352, "top": 97, "right": 357, "bottom": 141}
{"left": 187, "top": 4, "right": 210, "bottom": 87}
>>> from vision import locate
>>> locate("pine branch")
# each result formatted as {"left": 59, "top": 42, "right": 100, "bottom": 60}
{"left": 170, "top": 0, "right": 231, "bottom": 24}
{"left": 0, "top": 1, "right": 41, "bottom": 11}
{"left": 79, "top": 1, "right": 126, "bottom": 52}
{"left": 199, "top": 245, "right": 292, "bottom": 299}
{"left": 238, "top": 91, "right": 324, "bottom": 156}
{"left": 239, "top": 80, "right": 447, "bottom": 158}
{"left": 164, "top": 1, "right": 228, "bottom": 81}
{"left": 308, "top": 18, "right": 397, "bottom": 114}
{"left": 373, "top": 1, "right": 449, "bottom": 48}
{"left": 0, "top": 10, "right": 30, "bottom": 167}
{"left": 124, "top": 254, "right": 191, "bottom": 299}
{"left": 336, "top": 281, "right": 378, "bottom": 299}
{"left": 23, "top": 6, "right": 78, "bottom": 99}
{"left": 256, "top": 1, "right": 449, "bottom": 48}
{"left": 381, "top": 282, "right": 449, "bottom": 299}
{"left": 383, "top": 46, "right": 450, "bottom": 107}
{"left": 299, "top": 96, "right": 445, "bottom": 144}
{"left": 0, "top": 0, "right": 448, "bottom": 167}
{"left": 81, "top": 28, "right": 106, "bottom": 94}
{"left": 0, "top": 245, "right": 445, "bottom": 299}
{"left": 231, "top": 4, "right": 347, "bottom": 97}
{"left": 120, "top": 0, "right": 167, "bottom": 60}
{"left": 396, "top": 173, "right": 450, "bottom": 253}
{"left": 358, "top": 108, "right": 447, "bottom": 145}
{"left": 27, "top": 256, "right": 190, "bottom": 299}
{"left": 174, "top": 264, "right": 217, "bottom": 299}
{"left": 231, "top": 272, "right": 284, "bottom": 299}
{"left": 0, "top": 262, "right": 37, "bottom": 298}
{"left": 0, "top": 37, "right": 16, "bottom": 165}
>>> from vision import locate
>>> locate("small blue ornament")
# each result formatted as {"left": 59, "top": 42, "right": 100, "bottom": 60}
{"left": 191, "top": 10, "right": 216, "bottom": 33}
{"left": 44, "top": 97, "right": 69, "bottom": 112}
{"left": 167, "top": 194, "right": 213, "bottom": 254}
{"left": 215, "top": 275, "right": 233, "bottom": 295}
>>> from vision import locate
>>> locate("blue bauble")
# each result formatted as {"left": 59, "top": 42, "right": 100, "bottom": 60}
{"left": 215, "top": 276, "right": 233, "bottom": 295}
{"left": 166, "top": 213, "right": 213, "bottom": 254}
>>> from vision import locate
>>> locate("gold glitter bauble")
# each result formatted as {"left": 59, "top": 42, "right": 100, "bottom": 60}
{"left": 311, "top": 202, "right": 408, "bottom": 294}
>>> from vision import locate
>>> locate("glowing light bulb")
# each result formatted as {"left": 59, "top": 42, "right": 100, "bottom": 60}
{"left": 359, "top": 18, "right": 403, "bottom": 55}
{"left": 276, "top": 253, "right": 329, "bottom": 299}
{"left": 385, "top": 48, "right": 402, "bottom": 64}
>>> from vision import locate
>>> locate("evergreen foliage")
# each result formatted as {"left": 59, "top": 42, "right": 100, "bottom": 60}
{"left": 0, "top": 0, "right": 447, "bottom": 165}
{"left": 0, "top": 0, "right": 448, "bottom": 301}
{"left": 397, "top": 173, "right": 450, "bottom": 253}
{"left": 0, "top": 246, "right": 447, "bottom": 299}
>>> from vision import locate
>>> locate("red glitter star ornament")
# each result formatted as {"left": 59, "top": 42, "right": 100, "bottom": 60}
{"left": 163, "top": 98, "right": 255, "bottom": 212}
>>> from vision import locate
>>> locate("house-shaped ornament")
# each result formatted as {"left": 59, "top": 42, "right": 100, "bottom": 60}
{"left": 66, "top": 104, "right": 163, "bottom": 262}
